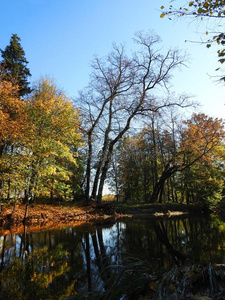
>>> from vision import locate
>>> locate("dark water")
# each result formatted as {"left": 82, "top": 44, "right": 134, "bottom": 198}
{"left": 1, "top": 215, "right": 225, "bottom": 299}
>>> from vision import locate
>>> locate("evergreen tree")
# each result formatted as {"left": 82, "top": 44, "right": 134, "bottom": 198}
{"left": 0, "top": 34, "right": 31, "bottom": 96}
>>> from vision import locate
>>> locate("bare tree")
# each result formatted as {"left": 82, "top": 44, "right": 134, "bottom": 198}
{"left": 77, "top": 32, "right": 190, "bottom": 203}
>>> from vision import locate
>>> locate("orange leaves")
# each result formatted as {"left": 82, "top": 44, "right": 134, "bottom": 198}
{"left": 180, "top": 113, "right": 225, "bottom": 164}
{"left": 160, "top": 0, "right": 224, "bottom": 19}
{"left": 0, "top": 77, "right": 83, "bottom": 201}
{"left": 0, "top": 80, "right": 28, "bottom": 143}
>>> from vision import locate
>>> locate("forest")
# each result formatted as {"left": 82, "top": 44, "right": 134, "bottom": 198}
{"left": 0, "top": 27, "right": 225, "bottom": 212}
{"left": 2, "top": 2, "right": 225, "bottom": 299}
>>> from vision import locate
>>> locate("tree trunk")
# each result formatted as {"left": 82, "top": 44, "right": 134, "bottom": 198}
{"left": 85, "top": 134, "right": 92, "bottom": 203}
{"left": 91, "top": 99, "right": 113, "bottom": 200}
{"left": 0, "top": 142, "right": 6, "bottom": 202}
{"left": 97, "top": 145, "right": 114, "bottom": 203}
{"left": 11, "top": 200, "right": 17, "bottom": 218}
{"left": 23, "top": 203, "right": 29, "bottom": 223}
{"left": 0, "top": 141, "right": 5, "bottom": 157}
{"left": 150, "top": 163, "right": 177, "bottom": 203}
{"left": 152, "top": 118, "right": 158, "bottom": 185}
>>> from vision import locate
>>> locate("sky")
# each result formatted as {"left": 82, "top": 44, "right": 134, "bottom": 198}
{"left": 0, "top": 0, "right": 224, "bottom": 119}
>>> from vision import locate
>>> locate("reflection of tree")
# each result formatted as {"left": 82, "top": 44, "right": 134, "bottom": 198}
{"left": 117, "top": 217, "right": 225, "bottom": 271}
{"left": 1, "top": 217, "right": 225, "bottom": 298}
{"left": 0, "top": 224, "right": 116, "bottom": 299}
{"left": 0, "top": 226, "right": 87, "bottom": 299}
{"left": 84, "top": 232, "right": 92, "bottom": 292}
{"left": 152, "top": 220, "right": 186, "bottom": 266}
{"left": 0, "top": 236, "right": 6, "bottom": 270}
{"left": 91, "top": 228, "right": 112, "bottom": 290}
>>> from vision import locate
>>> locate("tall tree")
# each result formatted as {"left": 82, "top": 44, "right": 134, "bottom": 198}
{"left": 78, "top": 32, "right": 191, "bottom": 203}
{"left": 0, "top": 79, "right": 28, "bottom": 202}
{"left": 0, "top": 34, "right": 31, "bottom": 96}
{"left": 0, "top": 77, "right": 83, "bottom": 207}
{"left": 24, "top": 78, "right": 82, "bottom": 203}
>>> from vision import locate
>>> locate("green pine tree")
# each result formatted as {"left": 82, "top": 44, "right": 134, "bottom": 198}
{"left": 0, "top": 34, "right": 31, "bottom": 96}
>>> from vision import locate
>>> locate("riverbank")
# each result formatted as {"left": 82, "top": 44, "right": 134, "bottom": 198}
{"left": 0, "top": 202, "right": 209, "bottom": 234}
{"left": 115, "top": 202, "right": 207, "bottom": 216}
{"left": 0, "top": 202, "right": 207, "bottom": 225}
{"left": 0, "top": 201, "right": 208, "bottom": 234}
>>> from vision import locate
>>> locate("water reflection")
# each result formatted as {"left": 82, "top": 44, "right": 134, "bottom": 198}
{"left": 0, "top": 215, "right": 225, "bottom": 299}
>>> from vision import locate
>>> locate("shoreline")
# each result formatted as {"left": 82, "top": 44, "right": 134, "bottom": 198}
{"left": 0, "top": 202, "right": 208, "bottom": 235}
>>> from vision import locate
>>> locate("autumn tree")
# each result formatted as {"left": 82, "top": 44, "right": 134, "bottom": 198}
{"left": 0, "top": 34, "right": 31, "bottom": 96}
{"left": 161, "top": 1, "right": 225, "bottom": 80}
{"left": 0, "top": 80, "right": 25, "bottom": 155}
{"left": 150, "top": 113, "right": 225, "bottom": 204}
{"left": 0, "top": 77, "right": 83, "bottom": 211}
{"left": 115, "top": 112, "right": 225, "bottom": 206}
{"left": 0, "top": 78, "right": 29, "bottom": 202}
{"left": 176, "top": 113, "right": 225, "bottom": 206}
{"left": 24, "top": 78, "right": 82, "bottom": 203}
{"left": 78, "top": 32, "right": 191, "bottom": 203}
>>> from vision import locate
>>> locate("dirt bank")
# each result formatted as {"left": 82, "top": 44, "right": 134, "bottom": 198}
{"left": 0, "top": 202, "right": 206, "bottom": 235}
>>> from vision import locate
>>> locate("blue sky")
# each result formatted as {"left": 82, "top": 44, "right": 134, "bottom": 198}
{"left": 1, "top": 0, "right": 224, "bottom": 119}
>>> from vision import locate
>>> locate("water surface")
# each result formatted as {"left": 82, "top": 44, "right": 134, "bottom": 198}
{"left": 1, "top": 215, "right": 225, "bottom": 299}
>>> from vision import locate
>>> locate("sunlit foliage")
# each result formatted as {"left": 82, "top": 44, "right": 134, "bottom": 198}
{"left": 114, "top": 113, "right": 225, "bottom": 207}
{"left": 0, "top": 77, "right": 82, "bottom": 203}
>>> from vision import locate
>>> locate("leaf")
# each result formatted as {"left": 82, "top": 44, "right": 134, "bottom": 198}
{"left": 160, "top": 13, "right": 165, "bottom": 18}
{"left": 149, "top": 281, "right": 157, "bottom": 291}
{"left": 198, "top": 7, "right": 206, "bottom": 13}
{"left": 218, "top": 58, "right": 225, "bottom": 64}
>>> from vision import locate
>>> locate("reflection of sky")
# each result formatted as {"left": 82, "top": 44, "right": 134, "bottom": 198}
{"left": 102, "top": 222, "right": 126, "bottom": 248}
{"left": 1, "top": 216, "right": 225, "bottom": 272}
{"left": 80, "top": 222, "right": 128, "bottom": 292}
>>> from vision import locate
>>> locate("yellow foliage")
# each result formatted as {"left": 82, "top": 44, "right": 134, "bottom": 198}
{"left": 0, "top": 77, "right": 83, "bottom": 202}
{"left": 102, "top": 194, "right": 115, "bottom": 201}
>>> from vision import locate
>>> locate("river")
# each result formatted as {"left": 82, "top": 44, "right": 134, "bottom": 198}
{"left": 0, "top": 214, "right": 225, "bottom": 299}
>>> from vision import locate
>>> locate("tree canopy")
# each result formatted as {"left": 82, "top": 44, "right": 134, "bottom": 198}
{"left": 0, "top": 77, "right": 82, "bottom": 204}
{"left": 0, "top": 34, "right": 31, "bottom": 96}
